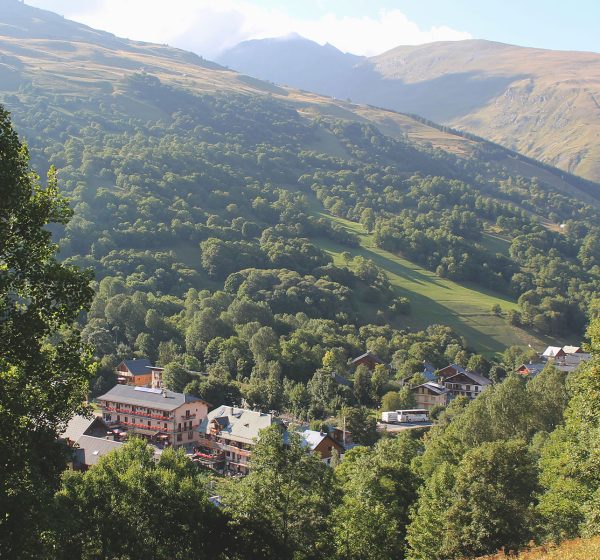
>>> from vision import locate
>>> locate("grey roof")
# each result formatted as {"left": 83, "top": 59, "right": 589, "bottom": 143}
{"left": 97, "top": 384, "right": 205, "bottom": 412}
{"left": 198, "top": 406, "right": 278, "bottom": 445}
{"left": 61, "top": 414, "right": 113, "bottom": 442}
{"left": 121, "top": 359, "right": 153, "bottom": 375}
{"left": 299, "top": 429, "right": 328, "bottom": 451}
{"left": 332, "top": 372, "right": 352, "bottom": 388}
{"left": 445, "top": 370, "right": 492, "bottom": 386}
{"left": 554, "top": 353, "right": 591, "bottom": 372}
{"left": 74, "top": 435, "right": 124, "bottom": 467}
{"left": 74, "top": 435, "right": 162, "bottom": 467}
{"left": 517, "top": 363, "right": 545, "bottom": 376}
{"left": 413, "top": 381, "right": 448, "bottom": 395}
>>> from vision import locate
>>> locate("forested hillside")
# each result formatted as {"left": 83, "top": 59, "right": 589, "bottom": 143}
{"left": 0, "top": 1, "right": 599, "bottom": 393}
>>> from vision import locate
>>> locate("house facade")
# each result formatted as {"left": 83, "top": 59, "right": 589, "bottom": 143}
{"left": 443, "top": 370, "right": 491, "bottom": 399}
{"left": 98, "top": 385, "right": 209, "bottom": 449}
{"left": 411, "top": 381, "right": 449, "bottom": 409}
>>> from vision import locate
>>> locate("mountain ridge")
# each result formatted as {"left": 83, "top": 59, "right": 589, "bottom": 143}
{"left": 218, "top": 35, "right": 600, "bottom": 182}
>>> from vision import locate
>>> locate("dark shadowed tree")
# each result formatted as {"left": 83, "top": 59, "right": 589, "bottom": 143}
{"left": 0, "top": 105, "right": 95, "bottom": 556}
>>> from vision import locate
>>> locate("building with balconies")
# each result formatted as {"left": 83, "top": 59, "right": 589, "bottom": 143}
{"left": 97, "top": 385, "right": 209, "bottom": 449}
{"left": 196, "top": 406, "right": 280, "bottom": 474}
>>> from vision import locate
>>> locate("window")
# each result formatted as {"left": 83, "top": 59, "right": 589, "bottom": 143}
{"left": 117, "top": 415, "right": 120, "bottom": 422}
{"left": 177, "top": 433, "right": 182, "bottom": 442}
{"left": 147, "top": 420, "right": 151, "bottom": 426}
{"left": 188, "top": 431, "right": 193, "bottom": 440}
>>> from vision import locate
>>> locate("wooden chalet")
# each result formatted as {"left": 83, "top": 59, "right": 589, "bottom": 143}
{"left": 516, "top": 363, "right": 545, "bottom": 377}
{"left": 437, "top": 363, "right": 468, "bottom": 379}
{"left": 299, "top": 430, "right": 345, "bottom": 466}
{"left": 351, "top": 351, "right": 385, "bottom": 371}
{"left": 116, "top": 359, "right": 153, "bottom": 386}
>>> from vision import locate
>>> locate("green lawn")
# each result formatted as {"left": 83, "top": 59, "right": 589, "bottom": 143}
{"left": 307, "top": 200, "right": 550, "bottom": 355}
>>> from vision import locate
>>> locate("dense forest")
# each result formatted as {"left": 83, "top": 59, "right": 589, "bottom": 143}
{"left": 1, "top": 97, "right": 599, "bottom": 559}
{"left": 0, "top": 77, "right": 595, "bottom": 400}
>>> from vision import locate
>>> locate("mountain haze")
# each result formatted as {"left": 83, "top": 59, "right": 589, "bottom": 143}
{"left": 219, "top": 36, "right": 600, "bottom": 182}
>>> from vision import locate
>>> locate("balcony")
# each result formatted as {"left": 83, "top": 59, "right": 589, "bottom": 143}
{"left": 117, "top": 419, "right": 172, "bottom": 434}
{"left": 103, "top": 405, "right": 172, "bottom": 422}
{"left": 181, "top": 413, "right": 196, "bottom": 420}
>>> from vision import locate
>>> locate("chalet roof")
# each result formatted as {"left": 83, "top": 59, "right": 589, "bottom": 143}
{"left": 74, "top": 435, "right": 124, "bottom": 467}
{"left": 445, "top": 370, "right": 492, "bottom": 386}
{"left": 562, "top": 346, "right": 582, "bottom": 354}
{"left": 331, "top": 372, "right": 352, "bottom": 388}
{"left": 554, "top": 353, "right": 591, "bottom": 372}
{"left": 413, "top": 381, "right": 448, "bottom": 395}
{"left": 299, "top": 430, "right": 329, "bottom": 451}
{"left": 438, "top": 363, "right": 468, "bottom": 376}
{"left": 120, "top": 359, "right": 153, "bottom": 375}
{"left": 74, "top": 435, "right": 162, "bottom": 467}
{"left": 98, "top": 384, "right": 205, "bottom": 412}
{"left": 542, "top": 346, "right": 563, "bottom": 358}
{"left": 403, "top": 369, "right": 438, "bottom": 385}
{"left": 423, "top": 362, "right": 436, "bottom": 375}
{"left": 199, "top": 406, "right": 278, "bottom": 445}
{"left": 351, "top": 352, "right": 385, "bottom": 365}
{"left": 517, "top": 363, "right": 545, "bottom": 376}
{"left": 60, "top": 414, "right": 113, "bottom": 442}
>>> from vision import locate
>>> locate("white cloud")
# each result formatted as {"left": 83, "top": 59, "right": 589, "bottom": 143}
{"left": 27, "top": 1, "right": 472, "bottom": 58}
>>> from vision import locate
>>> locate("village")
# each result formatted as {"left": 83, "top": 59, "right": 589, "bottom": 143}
{"left": 60, "top": 343, "right": 591, "bottom": 473}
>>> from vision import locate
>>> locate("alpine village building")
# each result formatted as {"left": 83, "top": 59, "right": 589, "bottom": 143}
{"left": 98, "top": 384, "right": 209, "bottom": 449}
{"left": 196, "top": 406, "right": 279, "bottom": 474}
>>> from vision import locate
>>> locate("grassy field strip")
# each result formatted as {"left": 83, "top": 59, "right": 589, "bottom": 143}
{"left": 307, "top": 199, "right": 550, "bottom": 354}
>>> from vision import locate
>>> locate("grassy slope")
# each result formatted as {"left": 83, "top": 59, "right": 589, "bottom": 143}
{"left": 474, "top": 536, "right": 600, "bottom": 560}
{"left": 307, "top": 198, "right": 550, "bottom": 355}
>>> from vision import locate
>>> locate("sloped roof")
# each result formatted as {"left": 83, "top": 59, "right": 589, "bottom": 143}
{"left": 74, "top": 435, "right": 162, "bottom": 467}
{"left": 74, "top": 435, "right": 124, "bottom": 467}
{"left": 438, "top": 363, "right": 468, "bottom": 376}
{"left": 445, "top": 370, "right": 492, "bottom": 386}
{"left": 351, "top": 352, "right": 385, "bottom": 365}
{"left": 517, "top": 363, "right": 545, "bottom": 376}
{"left": 120, "top": 359, "right": 153, "bottom": 375}
{"left": 542, "top": 346, "right": 563, "bottom": 358}
{"left": 562, "top": 346, "right": 582, "bottom": 354}
{"left": 331, "top": 372, "right": 352, "bottom": 388}
{"left": 299, "top": 430, "right": 328, "bottom": 451}
{"left": 413, "top": 381, "right": 448, "bottom": 395}
{"left": 98, "top": 384, "right": 205, "bottom": 412}
{"left": 61, "top": 414, "right": 113, "bottom": 442}
{"left": 199, "top": 406, "right": 278, "bottom": 445}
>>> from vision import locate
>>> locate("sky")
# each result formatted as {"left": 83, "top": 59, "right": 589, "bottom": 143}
{"left": 25, "top": 0, "right": 600, "bottom": 59}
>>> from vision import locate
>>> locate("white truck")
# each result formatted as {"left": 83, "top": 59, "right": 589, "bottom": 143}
{"left": 381, "top": 411, "right": 398, "bottom": 423}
